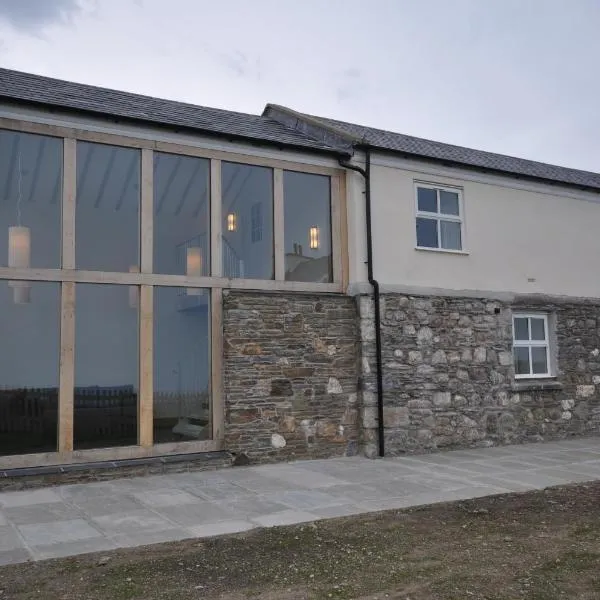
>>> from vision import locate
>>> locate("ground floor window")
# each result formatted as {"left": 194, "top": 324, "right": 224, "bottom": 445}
{"left": 74, "top": 283, "right": 139, "bottom": 450}
{"left": 153, "top": 286, "right": 211, "bottom": 443}
{"left": 0, "top": 281, "right": 60, "bottom": 456}
{"left": 512, "top": 313, "right": 551, "bottom": 378}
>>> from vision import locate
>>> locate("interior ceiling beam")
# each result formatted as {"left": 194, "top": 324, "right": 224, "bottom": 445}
{"left": 93, "top": 147, "right": 118, "bottom": 208}
{"left": 76, "top": 144, "right": 96, "bottom": 203}
{"left": 27, "top": 138, "right": 47, "bottom": 203}
{"left": 2, "top": 134, "right": 20, "bottom": 202}
{"left": 174, "top": 161, "right": 205, "bottom": 217}
{"left": 156, "top": 156, "right": 183, "bottom": 215}
{"left": 115, "top": 154, "right": 139, "bottom": 211}
{"left": 217, "top": 167, "right": 254, "bottom": 219}
{"left": 50, "top": 170, "right": 61, "bottom": 205}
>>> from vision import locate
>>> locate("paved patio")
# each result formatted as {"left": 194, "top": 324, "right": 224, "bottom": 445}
{"left": 2, "top": 437, "right": 600, "bottom": 565}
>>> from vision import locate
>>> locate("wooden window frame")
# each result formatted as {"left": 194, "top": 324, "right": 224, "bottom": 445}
{"left": 0, "top": 117, "right": 348, "bottom": 469}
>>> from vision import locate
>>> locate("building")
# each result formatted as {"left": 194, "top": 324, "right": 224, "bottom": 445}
{"left": 0, "top": 68, "right": 599, "bottom": 475}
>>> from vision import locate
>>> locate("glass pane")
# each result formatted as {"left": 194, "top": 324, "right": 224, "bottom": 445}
{"left": 532, "top": 346, "right": 548, "bottom": 375}
{"left": 439, "top": 190, "right": 460, "bottom": 215}
{"left": 0, "top": 129, "right": 62, "bottom": 269}
{"left": 530, "top": 318, "right": 546, "bottom": 341}
{"left": 416, "top": 217, "right": 438, "bottom": 248}
{"left": 513, "top": 317, "right": 529, "bottom": 341}
{"left": 440, "top": 220, "right": 462, "bottom": 250}
{"left": 154, "top": 153, "right": 210, "bottom": 276}
{"left": 284, "top": 171, "right": 332, "bottom": 283}
{"left": 76, "top": 142, "right": 140, "bottom": 272}
{"left": 0, "top": 281, "right": 59, "bottom": 456}
{"left": 154, "top": 287, "right": 211, "bottom": 442}
{"left": 417, "top": 187, "right": 437, "bottom": 213}
{"left": 514, "top": 346, "right": 530, "bottom": 375}
{"left": 221, "top": 162, "right": 273, "bottom": 279}
{"left": 74, "top": 284, "right": 138, "bottom": 449}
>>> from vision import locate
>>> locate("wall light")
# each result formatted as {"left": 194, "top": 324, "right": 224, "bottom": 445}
{"left": 227, "top": 212, "right": 237, "bottom": 232}
{"left": 186, "top": 246, "right": 203, "bottom": 296}
{"left": 309, "top": 226, "right": 320, "bottom": 250}
{"left": 8, "top": 226, "right": 31, "bottom": 304}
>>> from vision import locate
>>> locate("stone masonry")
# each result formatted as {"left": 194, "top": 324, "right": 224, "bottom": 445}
{"left": 223, "top": 291, "right": 359, "bottom": 462}
{"left": 359, "top": 294, "right": 600, "bottom": 457}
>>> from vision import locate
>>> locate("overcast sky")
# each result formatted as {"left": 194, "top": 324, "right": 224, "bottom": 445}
{"left": 0, "top": 0, "right": 598, "bottom": 172}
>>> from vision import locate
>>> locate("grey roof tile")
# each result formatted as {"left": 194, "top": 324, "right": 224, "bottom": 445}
{"left": 0, "top": 69, "right": 342, "bottom": 155}
{"left": 293, "top": 112, "right": 600, "bottom": 192}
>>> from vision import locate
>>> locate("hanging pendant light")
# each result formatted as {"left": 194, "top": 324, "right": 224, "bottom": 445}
{"left": 186, "top": 246, "right": 203, "bottom": 296}
{"left": 309, "top": 226, "right": 320, "bottom": 250}
{"left": 8, "top": 226, "right": 31, "bottom": 304}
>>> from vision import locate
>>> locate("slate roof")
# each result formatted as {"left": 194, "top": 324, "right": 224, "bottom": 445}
{"left": 0, "top": 68, "right": 343, "bottom": 155}
{"left": 275, "top": 108, "right": 600, "bottom": 192}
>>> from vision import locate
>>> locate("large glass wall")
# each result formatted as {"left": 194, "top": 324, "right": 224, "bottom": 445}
{"left": 0, "top": 122, "right": 339, "bottom": 459}
{"left": 76, "top": 142, "right": 140, "bottom": 272}
{"left": 0, "top": 281, "right": 60, "bottom": 455}
{"left": 221, "top": 162, "right": 273, "bottom": 279}
{"left": 74, "top": 284, "right": 139, "bottom": 449}
{"left": 154, "top": 153, "right": 210, "bottom": 276}
{"left": 153, "top": 286, "right": 211, "bottom": 443}
{"left": 284, "top": 171, "right": 332, "bottom": 282}
{"left": 0, "top": 130, "right": 62, "bottom": 269}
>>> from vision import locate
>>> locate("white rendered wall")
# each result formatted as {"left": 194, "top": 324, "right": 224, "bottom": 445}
{"left": 347, "top": 151, "right": 600, "bottom": 299}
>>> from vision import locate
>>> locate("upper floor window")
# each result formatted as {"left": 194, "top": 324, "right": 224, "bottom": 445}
{"left": 250, "top": 202, "right": 263, "bottom": 243}
{"left": 415, "top": 184, "right": 463, "bottom": 251}
{"left": 512, "top": 313, "right": 551, "bottom": 378}
{"left": 284, "top": 171, "right": 332, "bottom": 283}
{"left": 221, "top": 162, "right": 273, "bottom": 280}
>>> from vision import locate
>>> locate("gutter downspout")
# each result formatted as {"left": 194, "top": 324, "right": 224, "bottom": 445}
{"left": 338, "top": 148, "right": 385, "bottom": 457}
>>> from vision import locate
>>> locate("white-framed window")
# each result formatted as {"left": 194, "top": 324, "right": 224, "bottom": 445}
{"left": 415, "top": 183, "right": 464, "bottom": 251}
{"left": 512, "top": 313, "right": 551, "bottom": 378}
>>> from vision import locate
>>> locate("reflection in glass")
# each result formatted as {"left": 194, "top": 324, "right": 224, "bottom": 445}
{"left": 153, "top": 287, "right": 211, "bottom": 443}
{"left": 513, "top": 318, "right": 529, "bottom": 341}
{"left": 439, "top": 190, "right": 459, "bottom": 215}
{"left": 284, "top": 171, "right": 332, "bottom": 282}
{"left": 0, "top": 281, "right": 60, "bottom": 455}
{"left": 530, "top": 318, "right": 546, "bottom": 341}
{"left": 74, "top": 284, "right": 138, "bottom": 449}
{"left": 76, "top": 142, "right": 140, "bottom": 272}
{"left": 417, "top": 187, "right": 437, "bottom": 212}
{"left": 221, "top": 162, "right": 273, "bottom": 279}
{"left": 532, "top": 346, "right": 548, "bottom": 374}
{"left": 514, "top": 346, "right": 530, "bottom": 375}
{"left": 0, "top": 129, "right": 62, "bottom": 270}
{"left": 154, "top": 152, "right": 210, "bottom": 276}
{"left": 416, "top": 217, "right": 438, "bottom": 248}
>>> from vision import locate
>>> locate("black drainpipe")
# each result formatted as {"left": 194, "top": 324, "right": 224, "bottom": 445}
{"left": 338, "top": 147, "right": 385, "bottom": 457}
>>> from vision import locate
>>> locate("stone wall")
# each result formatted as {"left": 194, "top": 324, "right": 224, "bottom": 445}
{"left": 223, "top": 291, "right": 359, "bottom": 462}
{"left": 359, "top": 293, "right": 600, "bottom": 457}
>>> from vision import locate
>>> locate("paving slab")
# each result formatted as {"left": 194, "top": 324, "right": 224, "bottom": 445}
{"left": 0, "top": 548, "right": 33, "bottom": 566}
{"left": 18, "top": 519, "right": 102, "bottom": 547}
{"left": 1, "top": 437, "right": 600, "bottom": 565}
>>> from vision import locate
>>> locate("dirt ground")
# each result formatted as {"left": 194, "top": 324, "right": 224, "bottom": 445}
{"left": 1, "top": 482, "right": 600, "bottom": 600}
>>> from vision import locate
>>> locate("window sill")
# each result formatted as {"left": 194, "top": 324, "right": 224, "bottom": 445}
{"left": 511, "top": 379, "right": 563, "bottom": 392}
{"left": 415, "top": 246, "right": 469, "bottom": 256}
